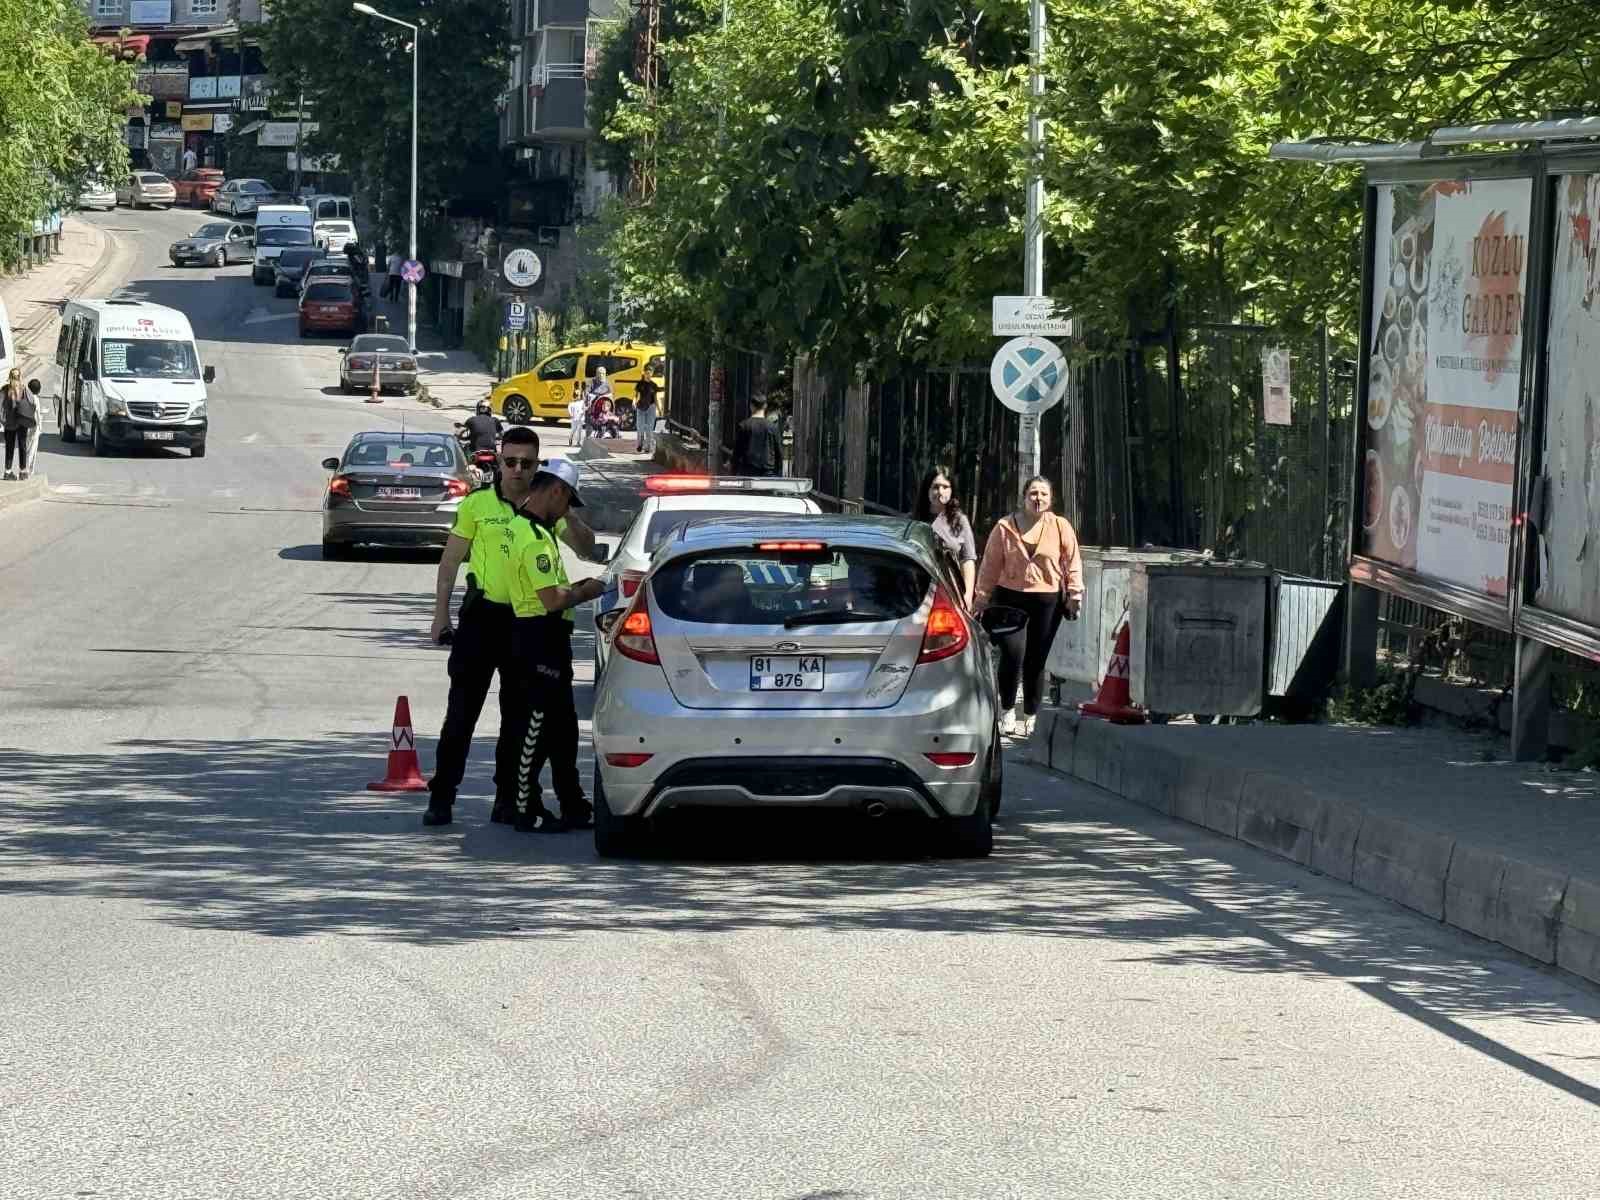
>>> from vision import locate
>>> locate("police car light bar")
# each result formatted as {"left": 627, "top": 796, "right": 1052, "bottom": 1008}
{"left": 642, "top": 474, "right": 813, "bottom": 495}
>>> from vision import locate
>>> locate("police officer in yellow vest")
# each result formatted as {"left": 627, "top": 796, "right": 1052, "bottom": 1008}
{"left": 425, "top": 426, "right": 595, "bottom": 827}
{"left": 502, "top": 457, "right": 604, "bottom": 832}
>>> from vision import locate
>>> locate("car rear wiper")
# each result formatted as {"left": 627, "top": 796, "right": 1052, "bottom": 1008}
{"left": 784, "top": 608, "right": 896, "bottom": 628}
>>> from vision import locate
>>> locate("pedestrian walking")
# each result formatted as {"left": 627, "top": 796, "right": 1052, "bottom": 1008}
{"left": 732, "top": 394, "right": 780, "bottom": 477}
{"left": 502, "top": 458, "right": 605, "bottom": 833}
{"left": 424, "top": 426, "right": 596, "bottom": 827}
{"left": 384, "top": 251, "right": 402, "bottom": 302}
{"left": 634, "top": 369, "right": 659, "bottom": 455}
{"left": 973, "top": 475, "right": 1083, "bottom": 739}
{"left": 913, "top": 465, "right": 976, "bottom": 607}
{"left": 182, "top": 145, "right": 197, "bottom": 174}
{"left": 2, "top": 370, "right": 39, "bottom": 481}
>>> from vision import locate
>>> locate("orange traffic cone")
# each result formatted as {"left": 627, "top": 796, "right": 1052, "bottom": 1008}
{"left": 367, "top": 695, "right": 430, "bottom": 791}
{"left": 1079, "top": 615, "right": 1147, "bottom": 725}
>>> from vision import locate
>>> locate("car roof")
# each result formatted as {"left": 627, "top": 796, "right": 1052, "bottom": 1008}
{"left": 661, "top": 514, "right": 936, "bottom": 563}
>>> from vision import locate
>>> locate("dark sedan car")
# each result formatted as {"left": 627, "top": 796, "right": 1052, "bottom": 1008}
{"left": 273, "top": 248, "right": 322, "bottom": 297}
{"left": 169, "top": 220, "right": 254, "bottom": 267}
{"left": 320, "top": 432, "right": 473, "bottom": 559}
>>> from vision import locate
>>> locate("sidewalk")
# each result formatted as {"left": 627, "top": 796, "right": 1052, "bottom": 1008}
{"left": 366, "top": 282, "right": 494, "bottom": 411}
{"left": 1022, "top": 708, "right": 1600, "bottom": 988}
{"left": 0, "top": 216, "right": 124, "bottom": 506}
{"left": 570, "top": 434, "right": 660, "bottom": 535}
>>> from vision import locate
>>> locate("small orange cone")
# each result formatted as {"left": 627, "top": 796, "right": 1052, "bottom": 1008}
{"left": 1079, "top": 615, "right": 1147, "bottom": 725}
{"left": 367, "top": 695, "right": 430, "bottom": 791}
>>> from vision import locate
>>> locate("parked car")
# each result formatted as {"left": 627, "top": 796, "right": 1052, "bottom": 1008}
{"left": 273, "top": 248, "right": 323, "bottom": 297}
{"left": 116, "top": 171, "right": 176, "bottom": 209}
{"left": 214, "top": 178, "right": 277, "bottom": 216}
{"left": 589, "top": 515, "right": 1022, "bottom": 857}
{"left": 338, "top": 333, "right": 417, "bottom": 395}
{"left": 299, "top": 279, "right": 363, "bottom": 337}
{"left": 169, "top": 220, "right": 254, "bottom": 268}
{"left": 174, "top": 168, "right": 225, "bottom": 208}
{"left": 319, "top": 431, "right": 472, "bottom": 558}
{"left": 77, "top": 178, "right": 117, "bottom": 210}
{"left": 489, "top": 341, "right": 667, "bottom": 426}
{"left": 313, "top": 218, "right": 358, "bottom": 254}
{"left": 593, "top": 474, "right": 821, "bottom": 676}
{"left": 300, "top": 257, "right": 366, "bottom": 298}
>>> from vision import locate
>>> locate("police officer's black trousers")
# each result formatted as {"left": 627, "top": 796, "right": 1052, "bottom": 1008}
{"left": 428, "top": 598, "right": 515, "bottom": 808}
{"left": 504, "top": 622, "right": 584, "bottom": 815}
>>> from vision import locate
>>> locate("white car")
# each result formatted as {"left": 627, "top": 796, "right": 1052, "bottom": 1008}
{"left": 593, "top": 475, "right": 821, "bottom": 675}
{"left": 314, "top": 219, "right": 358, "bottom": 253}
{"left": 78, "top": 179, "right": 116, "bottom": 210}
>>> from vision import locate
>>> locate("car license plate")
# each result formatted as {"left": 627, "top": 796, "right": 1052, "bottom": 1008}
{"left": 377, "top": 486, "right": 421, "bottom": 499}
{"left": 319, "top": 306, "right": 340, "bottom": 315}
{"left": 143, "top": 431, "right": 174, "bottom": 441}
{"left": 750, "top": 655, "right": 824, "bottom": 691}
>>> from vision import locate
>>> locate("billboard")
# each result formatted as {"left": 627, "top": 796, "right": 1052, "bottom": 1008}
{"left": 1360, "top": 177, "right": 1532, "bottom": 598}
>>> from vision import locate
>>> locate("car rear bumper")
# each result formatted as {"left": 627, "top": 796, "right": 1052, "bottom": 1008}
{"left": 344, "top": 369, "right": 418, "bottom": 388}
{"left": 302, "top": 312, "right": 360, "bottom": 330}
{"left": 323, "top": 506, "right": 457, "bottom": 545}
{"left": 103, "top": 417, "right": 207, "bottom": 448}
{"left": 594, "top": 678, "right": 993, "bottom": 819}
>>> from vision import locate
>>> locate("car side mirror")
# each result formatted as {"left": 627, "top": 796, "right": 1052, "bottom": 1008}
{"left": 27, "top": 378, "right": 40, "bottom": 395}
{"left": 980, "top": 605, "right": 1028, "bottom": 640}
{"left": 321, "top": 457, "right": 341, "bottom": 471}
{"left": 596, "top": 608, "right": 623, "bottom": 635}
{"left": 203, "top": 366, "right": 216, "bottom": 383}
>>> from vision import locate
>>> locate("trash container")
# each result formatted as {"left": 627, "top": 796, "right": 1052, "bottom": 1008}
{"left": 1128, "top": 560, "right": 1272, "bottom": 717}
{"left": 1046, "top": 547, "right": 1209, "bottom": 686}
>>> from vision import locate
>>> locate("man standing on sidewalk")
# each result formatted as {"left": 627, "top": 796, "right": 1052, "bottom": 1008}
{"left": 384, "top": 251, "right": 403, "bottom": 303}
{"left": 732, "top": 394, "right": 781, "bottom": 477}
{"left": 634, "top": 367, "right": 659, "bottom": 456}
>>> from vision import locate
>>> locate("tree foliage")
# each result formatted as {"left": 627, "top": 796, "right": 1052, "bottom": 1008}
{"left": 0, "top": 0, "right": 140, "bottom": 260}
{"left": 255, "top": 0, "right": 508, "bottom": 250}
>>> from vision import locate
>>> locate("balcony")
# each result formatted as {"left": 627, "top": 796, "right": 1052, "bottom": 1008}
{"left": 530, "top": 72, "right": 587, "bottom": 138}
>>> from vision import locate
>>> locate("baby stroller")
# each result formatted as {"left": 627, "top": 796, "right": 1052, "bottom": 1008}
{"left": 586, "top": 394, "right": 622, "bottom": 440}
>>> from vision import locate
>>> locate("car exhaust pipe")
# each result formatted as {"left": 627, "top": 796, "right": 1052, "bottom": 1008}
{"left": 862, "top": 799, "right": 889, "bottom": 820}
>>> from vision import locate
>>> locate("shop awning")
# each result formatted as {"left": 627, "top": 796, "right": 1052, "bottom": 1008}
{"left": 173, "top": 24, "right": 258, "bottom": 52}
{"left": 93, "top": 33, "right": 150, "bottom": 55}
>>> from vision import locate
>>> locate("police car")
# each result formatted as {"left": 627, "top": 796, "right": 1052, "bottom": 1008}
{"left": 593, "top": 475, "right": 820, "bottom": 675}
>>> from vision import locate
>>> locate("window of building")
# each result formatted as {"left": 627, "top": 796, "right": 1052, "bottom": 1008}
{"left": 191, "top": 0, "right": 219, "bottom": 14}
{"left": 95, "top": 0, "right": 122, "bottom": 16}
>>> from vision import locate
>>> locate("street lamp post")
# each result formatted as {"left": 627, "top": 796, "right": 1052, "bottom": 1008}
{"left": 353, "top": 2, "right": 419, "bottom": 354}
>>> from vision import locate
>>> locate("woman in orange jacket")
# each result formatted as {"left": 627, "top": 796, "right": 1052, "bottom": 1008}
{"left": 974, "top": 475, "right": 1084, "bottom": 738}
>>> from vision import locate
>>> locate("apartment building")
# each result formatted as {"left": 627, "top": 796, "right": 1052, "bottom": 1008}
{"left": 84, "top": 0, "right": 268, "bottom": 176}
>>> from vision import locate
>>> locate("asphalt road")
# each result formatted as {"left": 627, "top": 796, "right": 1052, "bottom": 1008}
{"left": 3, "top": 209, "right": 1600, "bottom": 1199}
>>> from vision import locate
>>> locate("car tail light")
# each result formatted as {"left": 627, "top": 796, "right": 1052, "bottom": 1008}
{"left": 348, "top": 355, "right": 373, "bottom": 369}
{"left": 444, "top": 479, "right": 470, "bottom": 498}
{"left": 917, "top": 584, "right": 969, "bottom": 664}
{"left": 619, "top": 569, "right": 645, "bottom": 599}
{"left": 756, "top": 541, "right": 826, "bottom": 551}
{"left": 613, "top": 594, "right": 660, "bottom": 665}
{"left": 328, "top": 476, "right": 351, "bottom": 497}
{"left": 924, "top": 751, "right": 977, "bottom": 767}
{"left": 605, "top": 752, "right": 654, "bottom": 768}
{"left": 398, "top": 358, "right": 416, "bottom": 371}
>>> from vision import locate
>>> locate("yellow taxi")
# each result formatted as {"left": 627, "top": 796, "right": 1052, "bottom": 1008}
{"left": 488, "top": 341, "right": 667, "bottom": 425}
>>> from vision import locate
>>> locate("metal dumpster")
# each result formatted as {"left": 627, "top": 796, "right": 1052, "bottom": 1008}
{"left": 1128, "top": 560, "right": 1273, "bottom": 717}
{"left": 1046, "top": 547, "right": 1208, "bottom": 686}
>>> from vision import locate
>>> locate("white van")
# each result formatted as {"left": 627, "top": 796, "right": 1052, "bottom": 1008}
{"left": 306, "top": 195, "right": 357, "bottom": 253}
{"left": 251, "top": 203, "right": 314, "bottom": 284}
{"left": 53, "top": 299, "right": 213, "bottom": 457}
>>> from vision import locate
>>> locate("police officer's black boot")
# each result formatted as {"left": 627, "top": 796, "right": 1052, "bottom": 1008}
{"left": 489, "top": 798, "right": 515, "bottom": 824}
{"left": 514, "top": 798, "right": 566, "bottom": 834}
{"left": 559, "top": 796, "right": 594, "bottom": 830}
{"left": 423, "top": 789, "right": 453, "bottom": 827}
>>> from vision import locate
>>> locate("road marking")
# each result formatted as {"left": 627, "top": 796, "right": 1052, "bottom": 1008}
{"left": 243, "top": 309, "right": 296, "bottom": 326}
{"left": 241, "top": 433, "right": 260, "bottom": 444}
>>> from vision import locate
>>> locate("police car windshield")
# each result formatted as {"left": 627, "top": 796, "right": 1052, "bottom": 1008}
{"left": 102, "top": 339, "right": 199, "bottom": 380}
{"left": 258, "top": 226, "right": 313, "bottom": 246}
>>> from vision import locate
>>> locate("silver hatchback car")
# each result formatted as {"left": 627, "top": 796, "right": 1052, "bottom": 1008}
{"left": 591, "top": 515, "right": 1027, "bottom": 858}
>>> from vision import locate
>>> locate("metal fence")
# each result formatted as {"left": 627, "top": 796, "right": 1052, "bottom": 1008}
{"left": 663, "top": 317, "right": 1355, "bottom": 583}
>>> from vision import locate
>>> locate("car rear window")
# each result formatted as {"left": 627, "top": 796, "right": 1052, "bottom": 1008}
{"left": 305, "top": 282, "right": 351, "bottom": 301}
{"left": 346, "top": 436, "right": 460, "bottom": 468}
{"left": 651, "top": 548, "right": 929, "bottom": 625}
{"left": 138, "top": 173, "right": 169, "bottom": 185}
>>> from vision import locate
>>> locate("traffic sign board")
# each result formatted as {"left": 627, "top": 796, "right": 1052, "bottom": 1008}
{"left": 992, "top": 295, "right": 1073, "bottom": 337}
{"left": 989, "top": 336, "right": 1067, "bottom": 414}
{"left": 400, "top": 259, "right": 425, "bottom": 284}
{"left": 502, "top": 247, "right": 542, "bottom": 288}
{"left": 505, "top": 300, "right": 528, "bottom": 331}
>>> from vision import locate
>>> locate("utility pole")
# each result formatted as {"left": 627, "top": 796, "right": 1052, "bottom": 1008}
{"left": 1019, "top": 0, "right": 1047, "bottom": 481}
{"left": 292, "top": 87, "right": 305, "bottom": 197}
{"left": 706, "top": 0, "right": 732, "bottom": 476}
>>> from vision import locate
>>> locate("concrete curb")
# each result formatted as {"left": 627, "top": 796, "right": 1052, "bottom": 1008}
{"left": 1033, "top": 708, "right": 1600, "bottom": 988}
{"left": 0, "top": 474, "right": 48, "bottom": 512}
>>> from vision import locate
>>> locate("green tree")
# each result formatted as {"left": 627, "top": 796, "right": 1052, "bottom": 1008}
{"left": 254, "top": 0, "right": 509, "bottom": 252}
{"left": 0, "top": 0, "right": 141, "bottom": 263}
